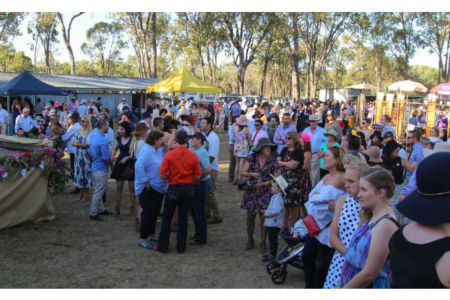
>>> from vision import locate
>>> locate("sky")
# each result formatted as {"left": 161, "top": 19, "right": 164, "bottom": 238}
{"left": 7, "top": 2, "right": 449, "bottom": 71}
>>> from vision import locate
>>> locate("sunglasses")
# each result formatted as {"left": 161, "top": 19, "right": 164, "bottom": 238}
{"left": 80, "top": 120, "right": 86, "bottom": 123}
{"left": 182, "top": 123, "right": 190, "bottom": 126}
{"left": 286, "top": 137, "right": 292, "bottom": 140}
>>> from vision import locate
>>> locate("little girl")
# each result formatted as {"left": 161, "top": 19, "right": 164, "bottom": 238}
{"left": 262, "top": 174, "right": 287, "bottom": 262}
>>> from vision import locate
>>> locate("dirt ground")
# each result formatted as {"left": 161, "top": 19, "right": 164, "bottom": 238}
{"left": 0, "top": 131, "right": 305, "bottom": 288}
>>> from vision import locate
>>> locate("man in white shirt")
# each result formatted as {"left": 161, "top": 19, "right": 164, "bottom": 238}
{"left": 250, "top": 119, "right": 269, "bottom": 148}
{"left": 59, "top": 103, "right": 70, "bottom": 128}
{"left": 77, "top": 99, "right": 89, "bottom": 117}
{"left": 88, "top": 99, "right": 99, "bottom": 117}
{"left": 14, "top": 108, "right": 38, "bottom": 136}
{"left": 117, "top": 98, "right": 127, "bottom": 116}
{"left": 0, "top": 104, "right": 8, "bottom": 135}
{"left": 201, "top": 117, "right": 222, "bottom": 224}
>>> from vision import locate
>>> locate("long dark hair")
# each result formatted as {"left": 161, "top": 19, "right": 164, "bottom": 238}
{"left": 119, "top": 121, "right": 132, "bottom": 137}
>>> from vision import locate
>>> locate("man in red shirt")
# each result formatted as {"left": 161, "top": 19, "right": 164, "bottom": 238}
{"left": 157, "top": 130, "right": 201, "bottom": 253}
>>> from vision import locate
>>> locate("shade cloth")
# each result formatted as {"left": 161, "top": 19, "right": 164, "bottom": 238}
{"left": 0, "top": 70, "right": 67, "bottom": 96}
{"left": 430, "top": 82, "right": 450, "bottom": 95}
{"left": 146, "top": 68, "right": 221, "bottom": 93}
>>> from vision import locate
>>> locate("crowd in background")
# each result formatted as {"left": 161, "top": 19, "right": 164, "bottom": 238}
{"left": 0, "top": 94, "right": 449, "bottom": 288}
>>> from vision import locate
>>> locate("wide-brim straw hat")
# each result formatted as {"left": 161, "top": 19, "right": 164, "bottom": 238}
{"left": 362, "top": 146, "right": 383, "bottom": 163}
{"left": 324, "top": 129, "right": 338, "bottom": 140}
{"left": 132, "top": 122, "right": 149, "bottom": 135}
{"left": 253, "top": 137, "right": 277, "bottom": 153}
{"left": 422, "top": 141, "right": 450, "bottom": 158}
{"left": 308, "top": 114, "right": 320, "bottom": 122}
{"left": 396, "top": 152, "right": 450, "bottom": 225}
{"left": 270, "top": 174, "right": 288, "bottom": 196}
{"left": 236, "top": 115, "right": 249, "bottom": 126}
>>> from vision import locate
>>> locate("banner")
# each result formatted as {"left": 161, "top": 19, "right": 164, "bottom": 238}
{"left": 426, "top": 94, "right": 437, "bottom": 137}
{"left": 385, "top": 93, "right": 395, "bottom": 118}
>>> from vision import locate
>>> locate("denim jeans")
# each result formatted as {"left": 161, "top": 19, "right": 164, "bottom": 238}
{"left": 157, "top": 183, "right": 195, "bottom": 253}
{"left": 302, "top": 235, "right": 335, "bottom": 288}
{"left": 267, "top": 226, "right": 280, "bottom": 256}
{"left": 190, "top": 179, "right": 211, "bottom": 243}
{"left": 139, "top": 186, "right": 164, "bottom": 239}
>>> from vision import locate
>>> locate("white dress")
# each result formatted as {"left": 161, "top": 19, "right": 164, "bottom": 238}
{"left": 323, "top": 194, "right": 361, "bottom": 289}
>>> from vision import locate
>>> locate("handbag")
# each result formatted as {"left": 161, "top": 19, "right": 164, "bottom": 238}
{"left": 301, "top": 214, "right": 322, "bottom": 238}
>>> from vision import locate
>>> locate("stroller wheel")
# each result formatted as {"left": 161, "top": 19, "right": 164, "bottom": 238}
{"left": 271, "top": 269, "right": 287, "bottom": 284}
{"left": 266, "top": 261, "right": 280, "bottom": 275}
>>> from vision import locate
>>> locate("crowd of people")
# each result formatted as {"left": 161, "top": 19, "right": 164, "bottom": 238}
{"left": 0, "top": 95, "right": 449, "bottom": 288}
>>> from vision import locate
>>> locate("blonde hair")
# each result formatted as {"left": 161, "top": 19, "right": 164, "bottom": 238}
{"left": 358, "top": 167, "right": 395, "bottom": 226}
{"left": 286, "top": 131, "right": 302, "bottom": 149}
{"left": 80, "top": 116, "right": 92, "bottom": 138}
{"left": 343, "top": 151, "right": 367, "bottom": 166}
{"left": 346, "top": 161, "right": 369, "bottom": 176}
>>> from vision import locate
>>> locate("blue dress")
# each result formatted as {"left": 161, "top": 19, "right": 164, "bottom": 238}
{"left": 73, "top": 132, "right": 92, "bottom": 189}
{"left": 339, "top": 214, "right": 399, "bottom": 288}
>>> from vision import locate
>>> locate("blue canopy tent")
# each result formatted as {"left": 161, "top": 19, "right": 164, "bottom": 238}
{"left": 0, "top": 71, "right": 67, "bottom": 135}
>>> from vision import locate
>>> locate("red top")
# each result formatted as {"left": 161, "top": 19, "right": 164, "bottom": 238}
{"left": 160, "top": 146, "right": 201, "bottom": 185}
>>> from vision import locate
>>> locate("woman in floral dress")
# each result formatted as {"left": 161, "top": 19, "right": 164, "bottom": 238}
{"left": 233, "top": 115, "right": 251, "bottom": 185}
{"left": 241, "top": 138, "right": 280, "bottom": 253}
{"left": 72, "top": 116, "right": 93, "bottom": 202}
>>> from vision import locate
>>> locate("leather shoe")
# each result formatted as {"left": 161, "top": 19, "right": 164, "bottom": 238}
{"left": 98, "top": 210, "right": 113, "bottom": 215}
{"left": 189, "top": 241, "right": 206, "bottom": 246}
{"left": 207, "top": 217, "right": 223, "bottom": 224}
{"left": 89, "top": 215, "right": 104, "bottom": 221}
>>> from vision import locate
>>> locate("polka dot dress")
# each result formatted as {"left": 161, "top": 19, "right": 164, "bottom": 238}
{"left": 323, "top": 195, "right": 361, "bottom": 289}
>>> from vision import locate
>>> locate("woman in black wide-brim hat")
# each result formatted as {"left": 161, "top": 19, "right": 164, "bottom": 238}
{"left": 241, "top": 138, "right": 280, "bottom": 253}
{"left": 389, "top": 151, "right": 450, "bottom": 288}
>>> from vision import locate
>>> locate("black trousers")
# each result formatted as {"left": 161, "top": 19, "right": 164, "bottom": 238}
{"left": 139, "top": 186, "right": 164, "bottom": 239}
{"left": 302, "top": 235, "right": 335, "bottom": 288}
{"left": 267, "top": 226, "right": 280, "bottom": 256}
{"left": 70, "top": 153, "right": 75, "bottom": 177}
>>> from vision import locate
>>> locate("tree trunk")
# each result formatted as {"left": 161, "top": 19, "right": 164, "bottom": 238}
{"left": 260, "top": 57, "right": 270, "bottom": 98}
{"left": 237, "top": 64, "right": 246, "bottom": 94}
{"left": 151, "top": 12, "right": 157, "bottom": 78}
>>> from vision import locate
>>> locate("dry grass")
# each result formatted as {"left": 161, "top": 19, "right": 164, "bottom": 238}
{"left": 0, "top": 131, "right": 305, "bottom": 288}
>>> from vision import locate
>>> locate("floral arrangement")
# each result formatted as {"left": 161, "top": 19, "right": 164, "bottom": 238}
{"left": 0, "top": 146, "right": 70, "bottom": 194}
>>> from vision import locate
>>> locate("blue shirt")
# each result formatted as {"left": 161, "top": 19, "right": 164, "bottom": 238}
{"left": 89, "top": 130, "right": 111, "bottom": 173}
{"left": 382, "top": 125, "right": 396, "bottom": 137}
{"left": 231, "top": 103, "right": 241, "bottom": 117}
{"left": 406, "top": 143, "right": 423, "bottom": 181}
{"left": 134, "top": 143, "right": 167, "bottom": 195}
{"left": 192, "top": 146, "right": 211, "bottom": 181}
{"left": 223, "top": 103, "right": 229, "bottom": 116}
{"left": 264, "top": 192, "right": 285, "bottom": 229}
{"left": 87, "top": 127, "right": 114, "bottom": 155}
{"left": 273, "top": 124, "right": 297, "bottom": 154}
{"left": 303, "top": 126, "right": 327, "bottom": 154}
{"left": 402, "top": 169, "right": 417, "bottom": 196}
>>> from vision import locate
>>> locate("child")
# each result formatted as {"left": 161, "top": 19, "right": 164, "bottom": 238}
{"left": 262, "top": 174, "right": 287, "bottom": 262}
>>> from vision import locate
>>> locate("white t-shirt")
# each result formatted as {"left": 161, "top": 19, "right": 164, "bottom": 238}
{"left": 206, "top": 130, "right": 220, "bottom": 171}
{"left": 0, "top": 109, "right": 8, "bottom": 123}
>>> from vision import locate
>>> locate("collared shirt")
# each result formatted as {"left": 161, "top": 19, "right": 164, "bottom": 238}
{"left": 69, "top": 101, "right": 79, "bottom": 113}
{"left": 402, "top": 169, "right": 417, "bottom": 196}
{"left": 228, "top": 123, "right": 236, "bottom": 145}
{"left": 87, "top": 127, "right": 114, "bottom": 155}
{"left": 273, "top": 124, "right": 297, "bottom": 154}
{"left": 62, "top": 122, "right": 82, "bottom": 154}
{"left": 160, "top": 146, "right": 201, "bottom": 185}
{"left": 77, "top": 104, "right": 89, "bottom": 117}
{"left": 303, "top": 126, "right": 327, "bottom": 154}
{"left": 135, "top": 143, "right": 167, "bottom": 195}
{"left": 264, "top": 192, "right": 285, "bottom": 229}
{"left": 0, "top": 108, "right": 8, "bottom": 123}
{"left": 205, "top": 130, "right": 220, "bottom": 171}
{"left": 192, "top": 146, "right": 211, "bottom": 181}
{"left": 406, "top": 143, "right": 423, "bottom": 181}
{"left": 59, "top": 111, "right": 70, "bottom": 128}
{"left": 223, "top": 103, "right": 229, "bottom": 116}
{"left": 89, "top": 130, "right": 110, "bottom": 173}
{"left": 251, "top": 128, "right": 269, "bottom": 146}
{"left": 231, "top": 103, "right": 241, "bottom": 117}
{"left": 14, "top": 114, "right": 38, "bottom": 133}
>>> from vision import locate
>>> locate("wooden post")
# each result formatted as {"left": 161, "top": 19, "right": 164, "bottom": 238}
{"left": 385, "top": 93, "right": 394, "bottom": 118}
{"left": 375, "top": 92, "right": 384, "bottom": 123}
{"left": 395, "top": 93, "right": 406, "bottom": 140}
{"left": 426, "top": 94, "right": 437, "bottom": 137}
{"left": 359, "top": 92, "right": 365, "bottom": 125}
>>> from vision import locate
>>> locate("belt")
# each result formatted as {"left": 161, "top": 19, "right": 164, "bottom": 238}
{"left": 170, "top": 183, "right": 193, "bottom": 187}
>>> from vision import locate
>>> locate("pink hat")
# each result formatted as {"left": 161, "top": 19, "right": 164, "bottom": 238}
{"left": 301, "top": 132, "right": 311, "bottom": 143}
{"left": 54, "top": 101, "right": 62, "bottom": 107}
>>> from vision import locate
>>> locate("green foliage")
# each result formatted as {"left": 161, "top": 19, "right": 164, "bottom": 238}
{"left": 0, "top": 12, "right": 25, "bottom": 42}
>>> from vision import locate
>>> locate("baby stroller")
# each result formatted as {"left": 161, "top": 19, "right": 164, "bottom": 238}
{"left": 266, "top": 231, "right": 305, "bottom": 284}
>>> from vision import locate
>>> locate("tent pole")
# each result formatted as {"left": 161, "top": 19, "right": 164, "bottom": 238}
{"left": 7, "top": 96, "right": 11, "bottom": 135}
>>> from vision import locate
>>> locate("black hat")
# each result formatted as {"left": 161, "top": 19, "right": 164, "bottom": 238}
{"left": 253, "top": 137, "right": 276, "bottom": 153}
{"left": 252, "top": 110, "right": 263, "bottom": 119}
{"left": 176, "top": 130, "right": 189, "bottom": 144}
{"left": 382, "top": 140, "right": 401, "bottom": 156}
{"left": 396, "top": 152, "right": 450, "bottom": 225}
